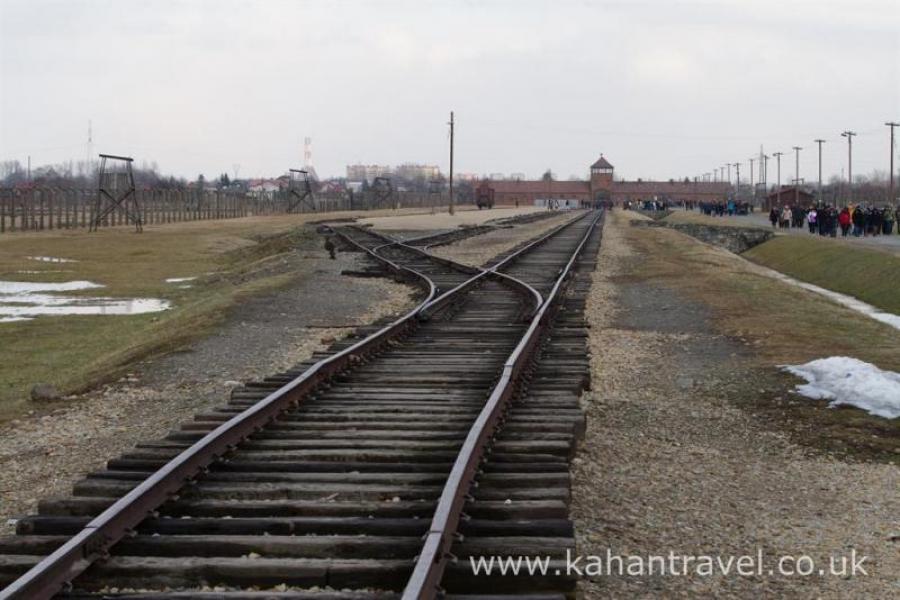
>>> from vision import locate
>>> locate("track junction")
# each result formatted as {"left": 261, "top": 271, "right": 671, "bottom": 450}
{"left": 1, "top": 209, "right": 605, "bottom": 600}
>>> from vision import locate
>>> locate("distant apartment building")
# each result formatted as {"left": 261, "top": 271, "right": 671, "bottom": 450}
{"left": 346, "top": 164, "right": 391, "bottom": 183}
{"left": 394, "top": 163, "right": 441, "bottom": 181}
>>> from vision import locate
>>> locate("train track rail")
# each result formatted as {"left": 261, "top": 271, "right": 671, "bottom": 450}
{"left": 397, "top": 209, "right": 564, "bottom": 250}
{"left": 0, "top": 209, "right": 604, "bottom": 599}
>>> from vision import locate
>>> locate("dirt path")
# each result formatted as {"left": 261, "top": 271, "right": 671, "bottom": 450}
{"left": 572, "top": 210, "right": 898, "bottom": 598}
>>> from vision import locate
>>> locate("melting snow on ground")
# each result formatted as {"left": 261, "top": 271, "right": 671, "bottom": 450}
{"left": 0, "top": 280, "right": 171, "bottom": 321}
{"left": 165, "top": 277, "right": 197, "bottom": 283}
{"left": 782, "top": 357, "right": 900, "bottom": 419}
{"left": 759, "top": 268, "right": 900, "bottom": 332}
{"left": 25, "top": 255, "right": 78, "bottom": 263}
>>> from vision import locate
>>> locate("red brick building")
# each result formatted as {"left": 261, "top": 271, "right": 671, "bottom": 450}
{"left": 482, "top": 155, "right": 729, "bottom": 206}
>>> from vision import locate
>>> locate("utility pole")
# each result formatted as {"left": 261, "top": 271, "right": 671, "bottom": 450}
{"left": 814, "top": 139, "right": 825, "bottom": 205}
{"left": 792, "top": 146, "right": 802, "bottom": 207}
{"left": 726, "top": 163, "right": 731, "bottom": 184}
{"left": 773, "top": 152, "right": 783, "bottom": 206}
{"left": 734, "top": 162, "right": 741, "bottom": 201}
{"left": 749, "top": 157, "right": 755, "bottom": 204}
{"left": 841, "top": 131, "right": 856, "bottom": 205}
{"left": 887, "top": 122, "right": 899, "bottom": 205}
{"left": 763, "top": 154, "right": 769, "bottom": 196}
{"left": 448, "top": 111, "right": 455, "bottom": 216}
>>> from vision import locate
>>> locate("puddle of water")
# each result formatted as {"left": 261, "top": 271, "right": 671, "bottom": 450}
{"left": 165, "top": 277, "right": 197, "bottom": 283}
{"left": 0, "top": 280, "right": 171, "bottom": 321}
{"left": 26, "top": 256, "right": 78, "bottom": 263}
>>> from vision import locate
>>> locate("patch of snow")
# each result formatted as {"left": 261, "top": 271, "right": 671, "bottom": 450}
{"left": 0, "top": 279, "right": 170, "bottom": 320}
{"left": 25, "top": 256, "right": 78, "bottom": 263}
{"left": 782, "top": 357, "right": 900, "bottom": 419}
{"left": 754, "top": 266, "right": 900, "bottom": 332}
{"left": 0, "top": 281, "right": 104, "bottom": 294}
{"left": 165, "top": 277, "right": 197, "bottom": 283}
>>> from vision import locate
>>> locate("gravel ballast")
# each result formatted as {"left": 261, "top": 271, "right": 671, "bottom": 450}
{"left": 572, "top": 211, "right": 898, "bottom": 598}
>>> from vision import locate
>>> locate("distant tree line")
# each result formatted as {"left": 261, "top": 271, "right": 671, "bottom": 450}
{"left": 0, "top": 159, "right": 192, "bottom": 189}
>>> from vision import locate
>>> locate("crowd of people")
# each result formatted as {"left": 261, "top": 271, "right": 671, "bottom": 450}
{"left": 768, "top": 205, "right": 898, "bottom": 237}
{"left": 622, "top": 199, "right": 671, "bottom": 211}
{"left": 697, "top": 200, "right": 753, "bottom": 216}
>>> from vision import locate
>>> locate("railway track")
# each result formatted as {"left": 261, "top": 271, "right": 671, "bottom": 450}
{"left": 397, "top": 209, "right": 564, "bottom": 249}
{"left": 0, "top": 209, "right": 604, "bottom": 599}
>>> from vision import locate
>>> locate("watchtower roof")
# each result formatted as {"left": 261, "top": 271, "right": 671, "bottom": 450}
{"left": 591, "top": 155, "right": 614, "bottom": 170}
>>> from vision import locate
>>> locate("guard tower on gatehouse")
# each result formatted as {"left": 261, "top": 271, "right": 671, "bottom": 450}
{"left": 590, "top": 154, "right": 614, "bottom": 204}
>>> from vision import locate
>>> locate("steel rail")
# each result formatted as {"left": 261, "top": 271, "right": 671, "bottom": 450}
{"left": 0, "top": 232, "right": 443, "bottom": 600}
{"left": 1, "top": 214, "right": 594, "bottom": 599}
{"left": 402, "top": 209, "right": 605, "bottom": 599}
{"left": 359, "top": 210, "right": 590, "bottom": 320}
{"left": 367, "top": 235, "right": 543, "bottom": 320}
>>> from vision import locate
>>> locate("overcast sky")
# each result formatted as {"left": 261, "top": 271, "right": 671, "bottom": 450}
{"left": 1, "top": 0, "right": 898, "bottom": 182}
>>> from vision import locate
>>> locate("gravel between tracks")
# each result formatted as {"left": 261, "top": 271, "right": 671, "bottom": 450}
{"left": 430, "top": 211, "right": 578, "bottom": 267}
{"left": 572, "top": 211, "right": 898, "bottom": 598}
{"left": 0, "top": 245, "right": 414, "bottom": 534}
{"left": 0, "top": 214, "right": 577, "bottom": 536}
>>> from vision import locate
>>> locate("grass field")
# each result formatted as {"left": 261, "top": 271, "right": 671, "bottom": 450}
{"left": 622, "top": 218, "right": 899, "bottom": 459}
{"left": 664, "top": 209, "right": 768, "bottom": 229}
{"left": 0, "top": 208, "right": 443, "bottom": 422}
{"left": 624, "top": 221, "right": 900, "bottom": 373}
{"left": 744, "top": 235, "right": 900, "bottom": 315}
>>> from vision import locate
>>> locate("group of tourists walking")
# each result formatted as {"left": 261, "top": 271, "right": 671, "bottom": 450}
{"left": 697, "top": 200, "right": 752, "bottom": 217}
{"left": 768, "top": 204, "right": 898, "bottom": 237}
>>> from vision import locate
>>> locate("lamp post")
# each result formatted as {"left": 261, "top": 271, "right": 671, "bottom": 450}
{"left": 749, "top": 157, "right": 755, "bottom": 205}
{"left": 773, "top": 152, "right": 783, "bottom": 207}
{"left": 886, "top": 122, "right": 898, "bottom": 205}
{"left": 814, "top": 139, "right": 825, "bottom": 206}
{"left": 841, "top": 130, "right": 856, "bottom": 205}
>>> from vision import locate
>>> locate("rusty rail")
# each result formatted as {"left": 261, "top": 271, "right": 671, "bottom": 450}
{"left": 0, "top": 231, "right": 443, "bottom": 600}
{"left": 1, "top": 213, "right": 596, "bottom": 599}
{"left": 402, "top": 209, "right": 605, "bottom": 599}
{"left": 361, "top": 210, "right": 590, "bottom": 320}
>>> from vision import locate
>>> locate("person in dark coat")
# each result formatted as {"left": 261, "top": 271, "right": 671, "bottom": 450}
{"left": 851, "top": 205, "right": 865, "bottom": 237}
